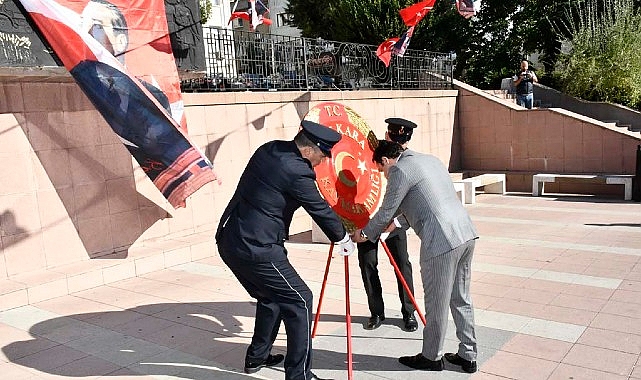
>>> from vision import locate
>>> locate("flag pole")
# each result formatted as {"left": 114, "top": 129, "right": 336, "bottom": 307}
{"left": 379, "top": 239, "right": 426, "bottom": 326}
{"left": 389, "top": 55, "right": 394, "bottom": 89}
{"left": 312, "top": 242, "right": 334, "bottom": 338}
{"left": 230, "top": 0, "right": 239, "bottom": 13}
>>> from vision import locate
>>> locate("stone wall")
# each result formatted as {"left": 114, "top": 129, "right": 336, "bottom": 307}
{"left": 455, "top": 80, "right": 641, "bottom": 194}
{"left": 0, "top": 82, "right": 458, "bottom": 279}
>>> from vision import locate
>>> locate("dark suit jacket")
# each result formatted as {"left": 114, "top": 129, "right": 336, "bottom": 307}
{"left": 216, "top": 140, "right": 346, "bottom": 262}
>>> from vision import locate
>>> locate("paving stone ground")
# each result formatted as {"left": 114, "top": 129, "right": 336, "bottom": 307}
{"left": 1, "top": 194, "right": 640, "bottom": 379}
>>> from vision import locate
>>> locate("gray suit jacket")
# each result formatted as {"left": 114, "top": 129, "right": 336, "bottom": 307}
{"left": 363, "top": 150, "right": 478, "bottom": 259}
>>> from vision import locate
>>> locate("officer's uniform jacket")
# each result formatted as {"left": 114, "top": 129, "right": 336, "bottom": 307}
{"left": 216, "top": 140, "right": 346, "bottom": 262}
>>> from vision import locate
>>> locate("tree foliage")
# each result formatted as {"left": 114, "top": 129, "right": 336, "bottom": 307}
{"left": 286, "top": 0, "right": 641, "bottom": 108}
{"left": 286, "top": 0, "right": 569, "bottom": 89}
{"left": 285, "top": 0, "right": 415, "bottom": 42}
{"left": 199, "top": 0, "right": 212, "bottom": 24}
{"left": 556, "top": 0, "right": 641, "bottom": 109}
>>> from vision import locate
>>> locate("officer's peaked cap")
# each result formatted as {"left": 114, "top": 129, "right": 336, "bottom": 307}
{"left": 385, "top": 117, "right": 417, "bottom": 144}
{"left": 301, "top": 120, "right": 341, "bottom": 157}
{"left": 385, "top": 117, "right": 417, "bottom": 130}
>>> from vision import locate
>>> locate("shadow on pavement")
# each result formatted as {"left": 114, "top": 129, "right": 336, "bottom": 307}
{"left": 2, "top": 301, "right": 415, "bottom": 378}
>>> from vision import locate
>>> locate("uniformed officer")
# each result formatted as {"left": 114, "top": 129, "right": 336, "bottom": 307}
{"left": 357, "top": 117, "right": 418, "bottom": 332}
{"left": 215, "top": 120, "right": 355, "bottom": 380}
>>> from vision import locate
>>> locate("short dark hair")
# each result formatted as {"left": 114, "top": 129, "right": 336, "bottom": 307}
{"left": 294, "top": 130, "right": 319, "bottom": 151}
{"left": 372, "top": 140, "right": 404, "bottom": 164}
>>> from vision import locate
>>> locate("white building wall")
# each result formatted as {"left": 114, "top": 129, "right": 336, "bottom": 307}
{"left": 265, "top": 0, "right": 301, "bottom": 37}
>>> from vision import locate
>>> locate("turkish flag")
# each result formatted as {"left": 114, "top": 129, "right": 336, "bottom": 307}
{"left": 376, "top": 37, "right": 400, "bottom": 67}
{"left": 229, "top": 11, "right": 250, "bottom": 24}
{"left": 399, "top": 0, "right": 436, "bottom": 27}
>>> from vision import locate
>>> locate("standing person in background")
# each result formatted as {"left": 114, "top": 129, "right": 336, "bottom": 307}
{"left": 357, "top": 118, "right": 418, "bottom": 332}
{"left": 513, "top": 60, "right": 538, "bottom": 109}
{"left": 353, "top": 140, "right": 479, "bottom": 373}
{"left": 216, "top": 120, "right": 355, "bottom": 380}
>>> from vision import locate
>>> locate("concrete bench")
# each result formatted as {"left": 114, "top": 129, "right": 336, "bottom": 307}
{"left": 532, "top": 174, "right": 633, "bottom": 200}
{"left": 453, "top": 181, "right": 466, "bottom": 204}
{"left": 454, "top": 173, "right": 506, "bottom": 204}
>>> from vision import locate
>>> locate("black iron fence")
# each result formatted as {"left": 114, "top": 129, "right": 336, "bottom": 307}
{"left": 181, "top": 27, "right": 454, "bottom": 92}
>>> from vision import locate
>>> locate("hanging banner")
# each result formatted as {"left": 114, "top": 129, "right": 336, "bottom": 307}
{"left": 17, "top": 0, "right": 217, "bottom": 208}
{"left": 304, "top": 102, "right": 383, "bottom": 232}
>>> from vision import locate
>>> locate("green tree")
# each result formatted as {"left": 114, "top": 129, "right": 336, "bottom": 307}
{"left": 556, "top": 0, "right": 641, "bottom": 109}
{"left": 285, "top": 0, "right": 581, "bottom": 90}
{"left": 199, "top": 0, "right": 212, "bottom": 24}
{"left": 429, "top": 0, "right": 573, "bottom": 89}
{"left": 286, "top": 0, "right": 415, "bottom": 42}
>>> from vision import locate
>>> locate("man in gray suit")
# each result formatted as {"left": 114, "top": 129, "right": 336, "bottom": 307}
{"left": 353, "top": 140, "right": 479, "bottom": 373}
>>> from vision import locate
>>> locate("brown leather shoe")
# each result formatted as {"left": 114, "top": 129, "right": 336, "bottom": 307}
{"left": 398, "top": 353, "right": 443, "bottom": 371}
{"left": 444, "top": 352, "right": 477, "bottom": 373}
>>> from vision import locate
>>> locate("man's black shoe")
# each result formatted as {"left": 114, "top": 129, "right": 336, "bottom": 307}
{"left": 243, "top": 354, "right": 284, "bottom": 374}
{"left": 309, "top": 372, "right": 332, "bottom": 380}
{"left": 398, "top": 353, "right": 443, "bottom": 371}
{"left": 403, "top": 315, "right": 418, "bottom": 332}
{"left": 365, "top": 315, "right": 385, "bottom": 330}
{"left": 444, "top": 352, "right": 477, "bottom": 373}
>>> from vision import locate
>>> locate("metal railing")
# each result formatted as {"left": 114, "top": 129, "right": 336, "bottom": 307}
{"left": 181, "top": 27, "right": 454, "bottom": 92}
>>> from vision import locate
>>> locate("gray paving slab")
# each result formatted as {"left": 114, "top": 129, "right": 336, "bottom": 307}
{"left": 2, "top": 194, "right": 641, "bottom": 379}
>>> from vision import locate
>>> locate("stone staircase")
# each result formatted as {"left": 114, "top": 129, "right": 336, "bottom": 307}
{"left": 603, "top": 120, "right": 641, "bottom": 133}
{"left": 532, "top": 82, "right": 641, "bottom": 135}
{"left": 483, "top": 89, "right": 516, "bottom": 103}
{"left": 486, "top": 79, "right": 641, "bottom": 134}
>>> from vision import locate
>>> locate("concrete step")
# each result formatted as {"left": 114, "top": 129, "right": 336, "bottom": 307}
{"left": 0, "top": 230, "right": 215, "bottom": 310}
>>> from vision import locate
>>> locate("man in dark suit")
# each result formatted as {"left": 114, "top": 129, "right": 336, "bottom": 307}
{"left": 357, "top": 118, "right": 418, "bottom": 332}
{"left": 216, "top": 120, "right": 355, "bottom": 380}
{"left": 353, "top": 140, "right": 479, "bottom": 373}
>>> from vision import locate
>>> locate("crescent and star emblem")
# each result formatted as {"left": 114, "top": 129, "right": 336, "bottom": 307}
{"left": 335, "top": 151, "right": 369, "bottom": 187}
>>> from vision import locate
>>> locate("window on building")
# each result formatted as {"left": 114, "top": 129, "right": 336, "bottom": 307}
{"left": 277, "top": 13, "right": 293, "bottom": 27}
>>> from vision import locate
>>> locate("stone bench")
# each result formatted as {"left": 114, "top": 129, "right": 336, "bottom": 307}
{"left": 532, "top": 174, "right": 633, "bottom": 200}
{"left": 453, "top": 181, "right": 466, "bottom": 204}
{"left": 454, "top": 173, "right": 506, "bottom": 204}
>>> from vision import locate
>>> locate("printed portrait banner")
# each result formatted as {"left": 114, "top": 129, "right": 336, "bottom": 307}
{"left": 455, "top": 0, "right": 475, "bottom": 19}
{"left": 18, "top": 0, "right": 217, "bottom": 208}
{"left": 304, "top": 102, "right": 382, "bottom": 232}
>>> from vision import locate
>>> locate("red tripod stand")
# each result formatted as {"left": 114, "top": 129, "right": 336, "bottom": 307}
{"left": 311, "top": 239, "right": 425, "bottom": 379}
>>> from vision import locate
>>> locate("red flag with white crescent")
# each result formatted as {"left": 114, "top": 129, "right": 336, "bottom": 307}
{"left": 376, "top": 37, "right": 400, "bottom": 67}
{"left": 398, "top": 0, "right": 436, "bottom": 27}
{"left": 17, "top": 0, "right": 218, "bottom": 208}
